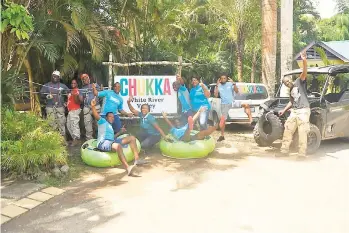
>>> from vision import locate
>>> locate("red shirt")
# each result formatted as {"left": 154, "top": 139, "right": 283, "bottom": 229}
{"left": 67, "top": 88, "right": 80, "bottom": 111}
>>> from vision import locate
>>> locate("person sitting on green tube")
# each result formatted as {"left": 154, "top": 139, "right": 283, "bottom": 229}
{"left": 162, "top": 106, "right": 221, "bottom": 142}
{"left": 91, "top": 97, "right": 145, "bottom": 176}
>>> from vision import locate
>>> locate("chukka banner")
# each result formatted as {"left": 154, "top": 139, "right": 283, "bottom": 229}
{"left": 114, "top": 76, "right": 178, "bottom": 114}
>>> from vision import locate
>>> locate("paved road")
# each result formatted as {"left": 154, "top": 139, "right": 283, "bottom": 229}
{"left": 2, "top": 126, "right": 349, "bottom": 233}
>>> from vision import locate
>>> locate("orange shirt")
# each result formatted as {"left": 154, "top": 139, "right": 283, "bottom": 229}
{"left": 67, "top": 88, "right": 80, "bottom": 111}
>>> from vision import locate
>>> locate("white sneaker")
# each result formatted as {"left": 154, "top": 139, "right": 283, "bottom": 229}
{"left": 127, "top": 165, "right": 135, "bottom": 176}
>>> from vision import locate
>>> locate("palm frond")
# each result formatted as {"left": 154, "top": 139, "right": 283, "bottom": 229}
{"left": 60, "top": 53, "right": 78, "bottom": 78}
{"left": 33, "top": 39, "right": 60, "bottom": 63}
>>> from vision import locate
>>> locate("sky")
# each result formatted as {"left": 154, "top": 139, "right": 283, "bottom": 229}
{"left": 315, "top": 0, "right": 338, "bottom": 18}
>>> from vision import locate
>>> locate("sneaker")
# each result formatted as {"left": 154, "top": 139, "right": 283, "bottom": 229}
{"left": 134, "top": 159, "right": 149, "bottom": 166}
{"left": 217, "top": 136, "right": 225, "bottom": 142}
{"left": 188, "top": 116, "right": 194, "bottom": 130}
{"left": 127, "top": 165, "right": 135, "bottom": 176}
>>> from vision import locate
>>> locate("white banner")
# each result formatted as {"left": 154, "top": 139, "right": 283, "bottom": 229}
{"left": 114, "top": 76, "right": 178, "bottom": 114}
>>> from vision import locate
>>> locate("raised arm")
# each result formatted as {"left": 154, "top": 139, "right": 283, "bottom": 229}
{"left": 177, "top": 75, "right": 185, "bottom": 86}
{"left": 90, "top": 97, "right": 100, "bottom": 120}
{"left": 228, "top": 77, "right": 239, "bottom": 93}
{"left": 127, "top": 95, "right": 139, "bottom": 116}
{"left": 92, "top": 83, "right": 98, "bottom": 96}
{"left": 162, "top": 111, "right": 174, "bottom": 128}
{"left": 199, "top": 82, "right": 211, "bottom": 98}
{"left": 73, "top": 90, "right": 80, "bottom": 104}
{"left": 299, "top": 52, "right": 307, "bottom": 81}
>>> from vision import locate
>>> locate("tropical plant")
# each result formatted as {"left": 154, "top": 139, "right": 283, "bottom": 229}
{"left": 1, "top": 107, "right": 68, "bottom": 179}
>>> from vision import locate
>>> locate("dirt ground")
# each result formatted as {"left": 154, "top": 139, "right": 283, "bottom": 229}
{"left": 2, "top": 124, "right": 349, "bottom": 233}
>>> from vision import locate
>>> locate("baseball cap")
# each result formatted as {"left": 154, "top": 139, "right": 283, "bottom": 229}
{"left": 52, "top": 70, "right": 61, "bottom": 76}
{"left": 80, "top": 73, "right": 89, "bottom": 80}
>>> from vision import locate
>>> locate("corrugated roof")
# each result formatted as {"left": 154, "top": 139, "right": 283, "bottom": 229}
{"left": 322, "top": 41, "right": 349, "bottom": 61}
{"left": 294, "top": 40, "right": 349, "bottom": 62}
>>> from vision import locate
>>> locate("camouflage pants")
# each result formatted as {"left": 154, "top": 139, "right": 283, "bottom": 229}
{"left": 46, "top": 107, "right": 66, "bottom": 137}
{"left": 83, "top": 105, "right": 100, "bottom": 140}
{"left": 281, "top": 108, "right": 311, "bottom": 155}
{"left": 67, "top": 109, "right": 81, "bottom": 140}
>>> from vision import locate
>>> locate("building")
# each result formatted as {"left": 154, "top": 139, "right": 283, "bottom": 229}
{"left": 294, "top": 41, "right": 349, "bottom": 68}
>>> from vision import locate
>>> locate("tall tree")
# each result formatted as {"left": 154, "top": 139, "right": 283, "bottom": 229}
{"left": 261, "top": 0, "right": 277, "bottom": 97}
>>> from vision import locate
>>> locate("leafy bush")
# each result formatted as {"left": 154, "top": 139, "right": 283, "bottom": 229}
{"left": 1, "top": 108, "right": 68, "bottom": 179}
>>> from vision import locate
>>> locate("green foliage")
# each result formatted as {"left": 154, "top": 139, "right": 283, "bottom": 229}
{"left": 1, "top": 108, "right": 68, "bottom": 179}
{"left": 0, "top": 2, "right": 34, "bottom": 40}
{"left": 1, "top": 69, "right": 26, "bottom": 105}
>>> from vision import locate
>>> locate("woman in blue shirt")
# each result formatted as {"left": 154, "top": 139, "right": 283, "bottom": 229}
{"left": 127, "top": 96, "right": 167, "bottom": 150}
{"left": 189, "top": 76, "right": 211, "bottom": 130}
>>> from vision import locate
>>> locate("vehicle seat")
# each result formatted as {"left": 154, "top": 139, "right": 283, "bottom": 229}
{"left": 324, "top": 93, "right": 340, "bottom": 103}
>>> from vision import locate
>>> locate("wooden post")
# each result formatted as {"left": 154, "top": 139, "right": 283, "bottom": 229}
{"left": 108, "top": 52, "right": 113, "bottom": 89}
{"left": 177, "top": 56, "right": 182, "bottom": 77}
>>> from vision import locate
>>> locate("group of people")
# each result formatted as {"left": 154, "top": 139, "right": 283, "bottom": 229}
{"left": 40, "top": 71, "right": 254, "bottom": 175}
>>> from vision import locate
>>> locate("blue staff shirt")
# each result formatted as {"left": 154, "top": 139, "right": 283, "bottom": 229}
{"left": 218, "top": 82, "right": 235, "bottom": 104}
{"left": 178, "top": 85, "right": 191, "bottom": 112}
{"left": 98, "top": 90, "right": 123, "bottom": 115}
{"left": 97, "top": 118, "right": 114, "bottom": 145}
{"left": 189, "top": 84, "right": 211, "bottom": 111}
{"left": 139, "top": 112, "right": 160, "bottom": 135}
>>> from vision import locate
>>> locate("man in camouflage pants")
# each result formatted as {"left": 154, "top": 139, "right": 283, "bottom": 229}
{"left": 79, "top": 74, "right": 101, "bottom": 140}
{"left": 279, "top": 52, "right": 310, "bottom": 157}
{"left": 40, "top": 70, "right": 69, "bottom": 140}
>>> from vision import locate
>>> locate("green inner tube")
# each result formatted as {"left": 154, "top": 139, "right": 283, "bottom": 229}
{"left": 159, "top": 130, "right": 215, "bottom": 159}
{"left": 80, "top": 134, "right": 141, "bottom": 168}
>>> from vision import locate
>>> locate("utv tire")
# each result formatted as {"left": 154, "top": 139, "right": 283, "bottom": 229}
{"left": 291, "top": 123, "right": 321, "bottom": 154}
{"left": 253, "top": 123, "right": 273, "bottom": 147}
{"left": 254, "top": 112, "right": 283, "bottom": 147}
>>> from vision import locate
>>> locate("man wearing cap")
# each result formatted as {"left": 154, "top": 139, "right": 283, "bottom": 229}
{"left": 79, "top": 73, "right": 101, "bottom": 140}
{"left": 92, "top": 82, "right": 133, "bottom": 134}
{"left": 40, "top": 70, "right": 69, "bottom": 139}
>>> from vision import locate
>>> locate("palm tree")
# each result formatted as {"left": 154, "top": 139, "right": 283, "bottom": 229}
{"left": 261, "top": 0, "right": 277, "bottom": 97}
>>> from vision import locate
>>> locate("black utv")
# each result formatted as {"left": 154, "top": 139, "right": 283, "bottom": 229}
{"left": 253, "top": 65, "right": 349, "bottom": 154}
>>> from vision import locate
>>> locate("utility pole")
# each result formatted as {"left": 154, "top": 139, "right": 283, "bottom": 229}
{"left": 280, "top": 0, "right": 294, "bottom": 77}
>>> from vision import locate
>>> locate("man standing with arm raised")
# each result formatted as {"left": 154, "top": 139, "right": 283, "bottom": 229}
{"left": 214, "top": 73, "right": 252, "bottom": 142}
{"left": 279, "top": 52, "right": 310, "bottom": 158}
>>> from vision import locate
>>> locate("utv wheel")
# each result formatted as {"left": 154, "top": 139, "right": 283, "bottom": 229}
{"left": 253, "top": 123, "right": 273, "bottom": 147}
{"left": 291, "top": 123, "right": 321, "bottom": 154}
{"left": 254, "top": 112, "right": 283, "bottom": 146}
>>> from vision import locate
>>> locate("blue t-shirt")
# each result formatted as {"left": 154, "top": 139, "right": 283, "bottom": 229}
{"left": 80, "top": 84, "right": 100, "bottom": 107}
{"left": 98, "top": 90, "right": 123, "bottom": 115}
{"left": 189, "top": 84, "right": 211, "bottom": 111}
{"left": 178, "top": 85, "right": 191, "bottom": 112}
{"left": 170, "top": 124, "right": 188, "bottom": 140}
{"left": 139, "top": 112, "right": 160, "bottom": 135}
{"left": 97, "top": 118, "right": 114, "bottom": 145}
{"left": 218, "top": 82, "right": 235, "bottom": 104}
